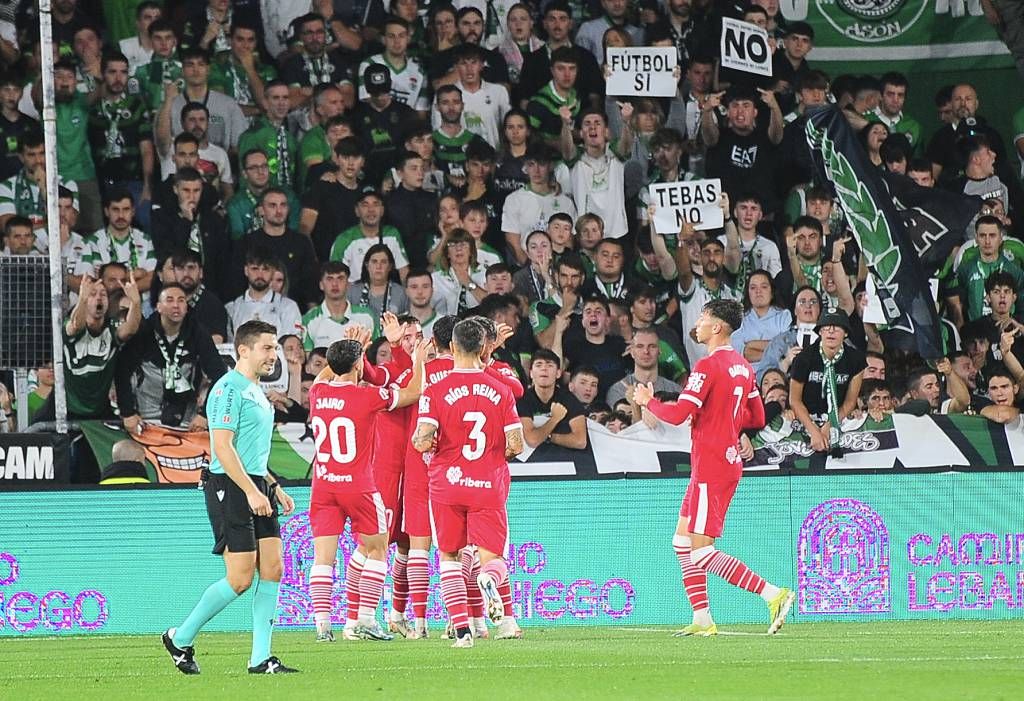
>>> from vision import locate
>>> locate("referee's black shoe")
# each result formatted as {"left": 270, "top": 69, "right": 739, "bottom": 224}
{"left": 248, "top": 656, "right": 300, "bottom": 674}
{"left": 162, "top": 628, "right": 200, "bottom": 674}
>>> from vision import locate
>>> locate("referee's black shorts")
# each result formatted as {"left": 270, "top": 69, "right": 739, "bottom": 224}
{"left": 203, "top": 470, "right": 281, "bottom": 555}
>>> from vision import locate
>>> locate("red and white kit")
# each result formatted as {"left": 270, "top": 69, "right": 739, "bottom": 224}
{"left": 417, "top": 368, "right": 520, "bottom": 555}
{"left": 647, "top": 346, "right": 765, "bottom": 537}
{"left": 307, "top": 380, "right": 400, "bottom": 538}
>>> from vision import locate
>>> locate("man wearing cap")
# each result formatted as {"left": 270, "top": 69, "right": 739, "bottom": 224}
{"left": 300, "top": 136, "right": 365, "bottom": 262}
{"left": 789, "top": 308, "right": 866, "bottom": 455}
{"left": 702, "top": 85, "right": 783, "bottom": 213}
{"left": 357, "top": 16, "right": 430, "bottom": 117}
{"left": 280, "top": 13, "right": 356, "bottom": 109}
{"left": 329, "top": 189, "right": 410, "bottom": 282}
{"left": 771, "top": 22, "right": 814, "bottom": 89}
{"left": 518, "top": 2, "right": 602, "bottom": 108}
{"left": 501, "top": 144, "right": 576, "bottom": 265}
{"left": 638, "top": 127, "right": 691, "bottom": 235}
{"left": 351, "top": 63, "right": 417, "bottom": 188}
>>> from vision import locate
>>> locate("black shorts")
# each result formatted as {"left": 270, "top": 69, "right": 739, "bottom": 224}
{"left": 203, "top": 471, "right": 281, "bottom": 555}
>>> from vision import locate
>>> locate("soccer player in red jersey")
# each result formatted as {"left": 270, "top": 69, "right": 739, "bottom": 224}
{"left": 402, "top": 315, "right": 459, "bottom": 638}
{"left": 634, "top": 299, "right": 795, "bottom": 636}
{"left": 306, "top": 338, "right": 426, "bottom": 642}
{"left": 343, "top": 314, "right": 426, "bottom": 639}
{"left": 413, "top": 319, "right": 524, "bottom": 648}
{"left": 460, "top": 316, "right": 525, "bottom": 639}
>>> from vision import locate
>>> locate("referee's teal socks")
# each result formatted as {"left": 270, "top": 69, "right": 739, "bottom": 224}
{"left": 250, "top": 579, "right": 280, "bottom": 668}
{"left": 173, "top": 578, "right": 240, "bottom": 648}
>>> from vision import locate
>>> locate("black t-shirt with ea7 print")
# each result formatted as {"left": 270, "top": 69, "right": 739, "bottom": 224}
{"left": 789, "top": 340, "right": 867, "bottom": 419}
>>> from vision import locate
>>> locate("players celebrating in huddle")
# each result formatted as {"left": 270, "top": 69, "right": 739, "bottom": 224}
{"left": 167, "top": 302, "right": 793, "bottom": 674}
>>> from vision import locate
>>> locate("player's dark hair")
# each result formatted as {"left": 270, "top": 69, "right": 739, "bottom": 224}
{"left": 985, "top": 270, "right": 1018, "bottom": 294}
{"left": 326, "top": 339, "right": 364, "bottom": 374}
{"left": 235, "top": 320, "right": 278, "bottom": 351}
{"left": 433, "top": 315, "right": 459, "bottom": 349}
{"left": 469, "top": 315, "right": 498, "bottom": 341}
{"left": 704, "top": 298, "right": 743, "bottom": 333}
{"left": 452, "top": 318, "right": 486, "bottom": 355}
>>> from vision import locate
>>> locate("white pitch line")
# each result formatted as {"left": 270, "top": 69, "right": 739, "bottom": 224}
{"left": 5, "top": 655, "right": 1024, "bottom": 681}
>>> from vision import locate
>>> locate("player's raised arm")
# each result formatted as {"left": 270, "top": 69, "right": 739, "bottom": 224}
{"left": 395, "top": 339, "right": 430, "bottom": 408}
{"left": 634, "top": 382, "right": 699, "bottom": 426}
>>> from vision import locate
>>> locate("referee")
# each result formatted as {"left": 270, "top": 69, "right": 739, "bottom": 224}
{"left": 163, "top": 320, "right": 299, "bottom": 675}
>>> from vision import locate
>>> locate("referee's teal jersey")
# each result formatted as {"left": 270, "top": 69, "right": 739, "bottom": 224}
{"left": 206, "top": 370, "right": 274, "bottom": 476}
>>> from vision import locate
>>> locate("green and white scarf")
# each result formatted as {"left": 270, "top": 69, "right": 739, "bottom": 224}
{"left": 820, "top": 343, "right": 844, "bottom": 452}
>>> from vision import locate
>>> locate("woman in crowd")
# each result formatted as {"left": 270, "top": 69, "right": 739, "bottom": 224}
{"left": 348, "top": 243, "right": 408, "bottom": 319}
{"left": 427, "top": 194, "right": 465, "bottom": 267}
{"left": 758, "top": 285, "right": 824, "bottom": 379}
{"left": 499, "top": 3, "right": 543, "bottom": 90}
{"left": 860, "top": 122, "right": 890, "bottom": 169}
{"left": 428, "top": 4, "right": 459, "bottom": 54}
{"left": 493, "top": 109, "right": 532, "bottom": 214}
{"left": 512, "top": 230, "right": 556, "bottom": 304}
{"left": 431, "top": 229, "right": 488, "bottom": 314}
{"left": 732, "top": 270, "right": 793, "bottom": 365}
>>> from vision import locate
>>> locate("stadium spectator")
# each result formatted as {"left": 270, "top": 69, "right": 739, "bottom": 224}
{"left": 567, "top": 366, "right": 601, "bottom": 412}
{"left": 731, "top": 271, "right": 792, "bottom": 365}
{"left": 237, "top": 80, "right": 299, "bottom": 188}
{"left": 226, "top": 149, "right": 301, "bottom": 240}
{"left": 561, "top": 296, "right": 628, "bottom": 397}
{"left": 606, "top": 327, "right": 682, "bottom": 407}
{"left": 300, "top": 136, "right": 364, "bottom": 261}
{"left": 431, "top": 228, "right": 488, "bottom": 315}
{"left": 403, "top": 268, "right": 439, "bottom": 338}
{"left": 98, "top": 439, "right": 151, "bottom": 485}
{"left": 347, "top": 243, "right": 408, "bottom": 318}
{"left": 517, "top": 349, "right": 588, "bottom": 450}
{"left": 168, "top": 47, "right": 249, "bottom": 154}
{"left": 115, "top": 282, "right": 226, "bottom": 430}
{"left": 225, "top": 248, "right": 304, "bottom": 341}
{"left": 170, "top": 249, "right": 228, "bottom": 343}
{"left": 330, "top": 189, "right": 409, "bottom": 282}
{"left": 503, "top": 144, "right": 576, "bottom": 264}
{"left": 384, "top": 150, "right": 439, "bottom": 269}
{"left": 302, "top": 261, "right": 378, "bottom": 350}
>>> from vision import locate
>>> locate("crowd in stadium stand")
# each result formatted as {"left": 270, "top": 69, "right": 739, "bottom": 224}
{"left": 1, "top": 0, "right": 1024, "bottom": 470}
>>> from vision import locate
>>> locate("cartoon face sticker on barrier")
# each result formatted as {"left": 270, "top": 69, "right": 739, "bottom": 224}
{"left": 133, "top": 425, "right": 210, "bottom": 484}
{"left": 798, "top": 498, "right": 891, "bottom": 614}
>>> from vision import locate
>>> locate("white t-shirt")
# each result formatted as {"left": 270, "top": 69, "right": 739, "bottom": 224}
{"left": 431, "top": 81, "right": 510, "bottom": 149}
{"left": 569, "top": 145, "right": 628, "bottom": 238}
{"left": 119, "top": 36, "right": 154, "bottom": 74}
{"left": 225, "top": 289, "right": 304, "bottom": 341}
{"left": 678, "top": 277, "right": 739, "bottom": 364}
{"left": 501, "top": 187, "right": 576, "bottom": 240}
{"left": 358, "top": 54, "right": 430, "bottom": 111}
{"left": 161, "top": 142, "right": 234, "bottom": 184}
{"left": 717, "top": 233, "right": 783, "bottom": 278}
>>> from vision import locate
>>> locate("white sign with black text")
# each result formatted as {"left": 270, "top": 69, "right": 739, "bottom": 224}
{"left": 605, "top": 47, "right": 678, "bottom": 97}
{"left": 649, "top": 179, "right": 723, "bottom": 233}
{"left": 216, "top": 344, "right": 290, "bottom": 393}
{"left": 720, "top": 17, "right": 772, "bottom": 77}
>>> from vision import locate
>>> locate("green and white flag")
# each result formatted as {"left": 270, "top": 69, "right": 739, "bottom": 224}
{"left": 789, "top": 0, "right": 1011, "bottom": 71}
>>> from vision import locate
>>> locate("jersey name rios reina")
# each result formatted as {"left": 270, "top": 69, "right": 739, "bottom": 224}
{"left": 418, "top": 369, "right": 520, "bottom": 509}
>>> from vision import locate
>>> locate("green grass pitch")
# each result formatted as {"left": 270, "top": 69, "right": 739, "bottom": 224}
{"left": 3, "top": 621, "right": 1023, "bottom": 700}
